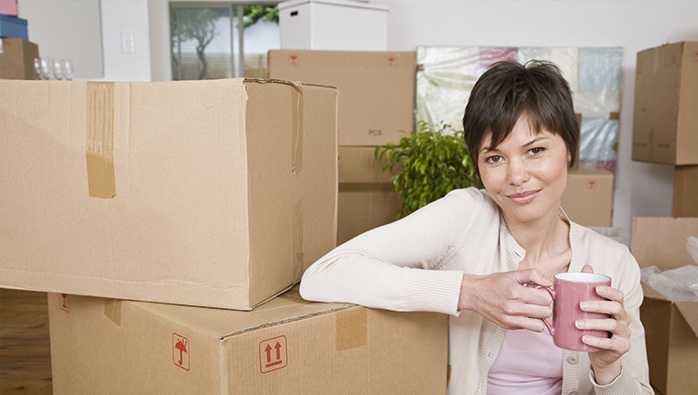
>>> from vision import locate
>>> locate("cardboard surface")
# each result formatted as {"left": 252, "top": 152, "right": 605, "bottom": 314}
{"left": 632, "top": 41, "right": 698, "bottom": 165}
{"left": 0, "top": 78, "right": 338, "bottom": 310}
{"left": 268, "top": 50, "right": 416, "bottom": 146}
{"left": 47, "top": 287, "right": 449, "bottom": 394}
{"left": 278, "top": 0, "right": 388, "bottom": 51}
{"left": 562, "top": 169, "right": 614, "bottom": 227}
{"left": 0, "top": 38, "right": 37, "bottom": 80}
{"left": 673, "top": 165, "right": 698, "bottom": 218}
{"left": 337, "top": 146, "right": 401, "bottom": 245}
{"left": 631, "top": 217, "right": 698, "bottom": 394}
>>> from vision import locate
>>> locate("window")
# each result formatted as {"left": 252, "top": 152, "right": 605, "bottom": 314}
{"left": 170, "top": 3, "right": 279, "bottom": 80}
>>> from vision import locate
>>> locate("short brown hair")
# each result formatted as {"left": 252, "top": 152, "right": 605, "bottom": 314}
{"left": 462, "top": 60, "right": 580, "bottom": 171}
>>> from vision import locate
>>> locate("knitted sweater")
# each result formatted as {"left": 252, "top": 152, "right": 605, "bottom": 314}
{"left": 300, "top": 188, "right": 652, "bottom": 395}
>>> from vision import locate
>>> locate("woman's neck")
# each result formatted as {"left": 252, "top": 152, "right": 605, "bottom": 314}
{"left": 505, "top": 210, "right": 571, "bottom": 275}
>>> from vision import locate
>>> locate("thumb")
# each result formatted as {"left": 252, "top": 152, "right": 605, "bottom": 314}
{"left": 581, "top": 264, "right": 594, "bottom": 274}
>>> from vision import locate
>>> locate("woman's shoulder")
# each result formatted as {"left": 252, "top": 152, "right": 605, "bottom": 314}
{"left": 572, "top": 223, "right": 630, "bottom": 255}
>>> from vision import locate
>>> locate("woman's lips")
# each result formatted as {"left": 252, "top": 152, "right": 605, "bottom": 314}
{"left": 507, "top": 190, "right": 540, "bottom": 204}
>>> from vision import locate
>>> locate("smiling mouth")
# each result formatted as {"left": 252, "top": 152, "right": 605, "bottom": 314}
{"left": 507, "top": 190, "right": 540, "bottom": 204}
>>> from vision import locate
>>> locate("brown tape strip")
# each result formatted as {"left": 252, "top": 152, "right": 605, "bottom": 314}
{"left": 336, "top": 307, "right": 367, "bottom": 351}
{"left": 86, "top": 82, "right": 116, "bottom": 198}
{"left": 103, "top": 299, "right": 122, "bottom": 326}
{"left": 293, "top": 199, "right": 304, "bottom": 283}
{"left": 291, "top": 83, "right": 304, "bottom": 176}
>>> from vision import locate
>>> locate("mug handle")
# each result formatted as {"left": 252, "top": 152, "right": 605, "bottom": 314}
{"left": 536, "top": 285, "right": 556, "bottom": 336}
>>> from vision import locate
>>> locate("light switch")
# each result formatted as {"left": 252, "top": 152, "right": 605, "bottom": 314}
{"left": 121, "top": 30, "right": 135, "bottom": 53}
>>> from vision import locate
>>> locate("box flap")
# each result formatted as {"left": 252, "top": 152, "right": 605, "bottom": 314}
{"left": 631, "top": 217, "right": 698, "bottom": 270}
{"left": 135, "top": 286, "right": 353, "bottom": 339}
{"left": 642, "top": 282, "right": 669, "bottom": 301}
{"left": 675, "top": 302, "right": 698, "bottom": 338}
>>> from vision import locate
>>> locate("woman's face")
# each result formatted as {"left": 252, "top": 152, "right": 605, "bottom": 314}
{"left": 477, "top": 115, "right": 571, "bottom": 226}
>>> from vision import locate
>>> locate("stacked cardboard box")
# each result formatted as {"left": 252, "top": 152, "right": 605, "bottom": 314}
{"left": 269, "top": 50, "right": 416, "bottom": 244}
{"left": 0, "top": 78, "right": 449, "bottom": 394}
{"left": 631, "top": 217, "right": 698, "bottom": 395}
{"left": 631, "top": 41, "right": 698, "bottom": 393}
{"left": 47, "top": 287, "right": 448, "bottom": 394}
{"left": 278, "top": 0, "right": 389, "bottom": 51}
{"left": 633, "top": 41, "right": 698, "bottom": 217}
{"left": 0, "top": 3, "right": 39, "bottom": 80}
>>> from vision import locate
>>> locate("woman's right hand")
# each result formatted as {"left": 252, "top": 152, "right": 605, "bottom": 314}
{"left": 458, "top": 269, "right": 554, "bottom": 331}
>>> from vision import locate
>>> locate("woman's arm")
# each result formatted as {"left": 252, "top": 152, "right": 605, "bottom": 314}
{"left": 300, "top": 189, "right": 483, "bottom": 315}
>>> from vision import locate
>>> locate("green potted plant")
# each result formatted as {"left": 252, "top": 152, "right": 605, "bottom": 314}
{"left": 375, "top": 121, "right": 483, "bottom": 218}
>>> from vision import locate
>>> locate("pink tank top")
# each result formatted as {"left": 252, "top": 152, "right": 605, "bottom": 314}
{"left": 487, "top": 329, "right": 563, "bottom": 394}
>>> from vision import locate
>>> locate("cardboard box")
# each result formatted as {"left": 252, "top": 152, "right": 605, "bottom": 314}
{"left": 47, "top": 287, "right": 449, "bottom": 394}
{"left": 632, "top": 41, "right": 698, "bottom": 165}
{"left": 269, "top": 50, "right": 416, "bottom": 146}
{"left": 0, "top": 0, "right": 18, "bottom": 16}
{"left": 278, "top": 0, "right": 388, "bottom": 51}
{"left": 631, "top": 217, "right": 698, "bottom": 395}
{"left": 0, "top": 37, "right": 39, "bottom": 79}
{"left": 0, "top": 14, "right": 27, "bottom": 39}
{"left": 0, "top": 79, "right": 338, "bottom": 310}
{"left": 673, "top": 165, "right": 698, "bottom": 218}
{"left": 562, "top": 169, "right": 614, "bottom": 227}
{"left": 337, "top": 146, "right": 401, "bottom": 245}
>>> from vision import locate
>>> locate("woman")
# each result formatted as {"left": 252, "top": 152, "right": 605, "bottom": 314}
{"left": 300, "top": 60, "right": 652, "bottom": 394}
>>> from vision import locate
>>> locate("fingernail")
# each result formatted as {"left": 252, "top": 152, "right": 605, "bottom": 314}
{"left": 580, "top": 301, "right": 590, "bottom": 310}
{"left": 576, "top": 320, "right": 586, "bottom": 329}
{"left": 543, "top": 277, "right": 553, "bottom": 286}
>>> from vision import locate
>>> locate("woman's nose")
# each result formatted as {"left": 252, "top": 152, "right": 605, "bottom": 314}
{"left": 507, "top": 159, "right": 530, "bottom": 185}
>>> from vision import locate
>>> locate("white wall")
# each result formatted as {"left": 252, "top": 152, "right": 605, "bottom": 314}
{"left": 18, "top": 0, "right": 104, "bottom": 79}
{"left": 99, "top": 0, "right": 151, "bottom": 81}
{"left": 380, "top": 0, "right": 698, "bottom": 241}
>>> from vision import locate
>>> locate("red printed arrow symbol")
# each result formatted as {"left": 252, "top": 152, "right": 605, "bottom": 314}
{"left": 265, "top": 342, "right": 283, "bottom": 367}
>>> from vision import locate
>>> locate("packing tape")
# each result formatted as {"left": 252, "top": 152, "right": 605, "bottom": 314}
{"left": 335, "top": 307, "right": 367, "bottom": 351}
{"left": 290, "top": 82, "right": 304, "bottom": 176}
{"left": 338, "top": 182, "right": 395, "bottom": 193}
{"left": 86, "top": 82, "right": 116, "bottom": 198}
{"left": 103, "top": 299, "right": 122, "bottom": 326}
{"left": 248, "top": 79, "right": 304, "bottom": 176}
{"left": 293, "top": 199, "right": 304, "bottom": 283}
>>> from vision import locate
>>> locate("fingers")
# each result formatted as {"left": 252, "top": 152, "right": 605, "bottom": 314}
{"left": 581, "top": 264, "right": 594, "bottom": 274}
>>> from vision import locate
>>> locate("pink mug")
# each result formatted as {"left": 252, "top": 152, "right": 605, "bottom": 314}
{"left": 539, "top": 272, "right": 611, "bottom": 352}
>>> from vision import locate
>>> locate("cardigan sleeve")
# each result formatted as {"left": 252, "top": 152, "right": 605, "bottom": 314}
{"left": 300, "top": 188, "right": 488, "bottom": 316}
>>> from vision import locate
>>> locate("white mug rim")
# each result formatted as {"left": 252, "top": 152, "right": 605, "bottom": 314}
{"left": 554, "top": 272, "right": 610, "bottom": 283}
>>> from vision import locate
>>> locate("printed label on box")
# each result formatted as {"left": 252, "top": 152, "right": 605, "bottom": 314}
{"left": 259, "top": 335, "right": 288, "bottom": 373}
{"left": 172, "top": 333, "right": 190, "bottom": 371}
{"left": 60, "top": 294, "right": 69, "bottom": 313}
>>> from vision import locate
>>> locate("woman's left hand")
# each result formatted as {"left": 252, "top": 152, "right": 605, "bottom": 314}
{"left": 577, "top": 264, "right": 632, "bottom": 385}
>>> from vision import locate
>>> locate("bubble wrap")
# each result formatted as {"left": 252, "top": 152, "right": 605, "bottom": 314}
{"left": 640, "top": 237, "right": 698, "bottom": 302}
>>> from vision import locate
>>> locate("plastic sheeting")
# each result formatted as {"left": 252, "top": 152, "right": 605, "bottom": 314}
{"left": 416, "top": 46, "right": 623, "bottom": 174}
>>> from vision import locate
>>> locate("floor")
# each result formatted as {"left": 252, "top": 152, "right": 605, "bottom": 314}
{"left": 0, "top": 288, "right": 53, "bottom": 394}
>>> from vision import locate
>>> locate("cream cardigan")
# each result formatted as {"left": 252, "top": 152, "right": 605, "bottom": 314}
{"left": 300, "top": 188, "right": 652, "bottom": 395}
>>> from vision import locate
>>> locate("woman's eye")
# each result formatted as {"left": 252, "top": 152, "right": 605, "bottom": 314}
{"left": 529, "top": 147, "right": 545, "bottom": 155}
{"left": 485, "top": 155, "right": 502, "bottom": 164}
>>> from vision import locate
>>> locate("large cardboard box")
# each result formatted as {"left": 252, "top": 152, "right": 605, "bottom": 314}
{"left": 0, "top": 37, "right": 39, "bottom": 79}
{"left": 337, "top": 146, "right": 400, "bottom": 245}
{"left": 673, "top": 165, "right": 698, "bottom": 218}
{"left": 47, "top": 287, "right": 449, "bottom": 394}
{"left": 278, "top": 0, "right": 388, "bottom": 51}
{"left": 269, "top": 50, "right": 416, "bottom": 146}
{"left": 562, "top": 169, "right": 614, "bottom": 227}
{"left": 0, "top": 79, "right": 338, "bottom": 310}
{"left": 631, "top": 217, "right": 698, "bottom": 395}
{"left": 632, "top": 41, "right": 698, "bottom": 165}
